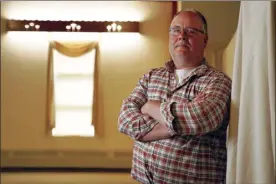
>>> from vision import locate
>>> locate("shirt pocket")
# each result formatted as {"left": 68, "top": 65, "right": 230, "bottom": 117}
{"left": 172, "top": 83, "right": 199, "bottom": 102}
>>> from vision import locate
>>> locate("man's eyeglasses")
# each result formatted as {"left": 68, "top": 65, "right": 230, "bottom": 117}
{"left": 169, "top": 27, "right": 205, "bottom": 37}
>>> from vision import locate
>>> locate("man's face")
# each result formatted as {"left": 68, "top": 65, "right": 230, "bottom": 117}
{"left": 169, "top": 11, "right": 207, "bottom": 63}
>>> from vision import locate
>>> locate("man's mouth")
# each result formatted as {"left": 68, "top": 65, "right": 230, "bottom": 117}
{"left": 175, "top": 42, "right": 189, "bottom": 49}
{"left": 175, "top": 43, "right": 190, "bottom": 50}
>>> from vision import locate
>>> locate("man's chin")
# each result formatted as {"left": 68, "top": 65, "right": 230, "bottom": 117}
{"left": 173, "top": 52, "right": 190, "bottom": 60}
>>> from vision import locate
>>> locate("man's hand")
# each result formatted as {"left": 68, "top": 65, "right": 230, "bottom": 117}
{"left": 141, "top": 100, "right": 166, "bottom": 124}
{"left": 139, "top": 123, "right": 171, "bottom": 142}
{"left": 140, "top": 100, "right": 172, "bottom": 142}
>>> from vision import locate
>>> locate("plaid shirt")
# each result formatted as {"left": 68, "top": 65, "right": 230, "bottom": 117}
{"left": 118, "top": 60, "right": 231, "bottom": 184}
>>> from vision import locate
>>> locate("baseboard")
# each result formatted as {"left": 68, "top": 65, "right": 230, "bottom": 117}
{"left": 1, "top": 172, "right": 138, "bottom": 184}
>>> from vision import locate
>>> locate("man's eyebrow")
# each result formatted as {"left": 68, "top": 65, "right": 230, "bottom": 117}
{"left": 170, "top": 25, "right": 181, "bottom": 29}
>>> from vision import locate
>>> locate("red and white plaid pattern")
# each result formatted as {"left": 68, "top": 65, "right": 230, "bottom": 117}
{"left": 118, "top": 60, "right": 231, "bottom": 184}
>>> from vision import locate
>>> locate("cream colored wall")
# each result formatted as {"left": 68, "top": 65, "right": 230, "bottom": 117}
{"left": 222, "top": 31, "right": 237, "bottom": 79}
{"left": 1, "top": 1, "right": 172, "bottom": 167}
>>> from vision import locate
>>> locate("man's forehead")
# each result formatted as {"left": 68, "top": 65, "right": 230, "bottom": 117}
{"left": 171, "top": 11, "right": 202, "bottom": 26}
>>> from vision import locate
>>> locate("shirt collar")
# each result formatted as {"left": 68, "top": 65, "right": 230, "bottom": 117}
{"left": 165, "top": 58, "right": 208, "bottom": 77}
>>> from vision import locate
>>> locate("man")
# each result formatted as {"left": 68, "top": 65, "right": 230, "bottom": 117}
{"left": 118, "top": 9, "right": 231, "bottom": 184}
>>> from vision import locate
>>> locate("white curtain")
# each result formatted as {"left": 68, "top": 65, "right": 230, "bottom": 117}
{"left": 226, "top": 1, "right": 275, "bottom": 183}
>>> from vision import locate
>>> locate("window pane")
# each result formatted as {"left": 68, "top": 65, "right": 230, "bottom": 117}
{"left": 52, "top": 109, "right": 94, "bottom": 137}
{"left": 53, "top": 49, "right": 95, "bottom": 75}
{"left": 52, "top": 126, "right": 94, "bottom": 137}
{"left": 51, "top": 46, "right": 96, "bottom": 137}
{"left": 54, "top": 77, "right": 93, "bottom": 107}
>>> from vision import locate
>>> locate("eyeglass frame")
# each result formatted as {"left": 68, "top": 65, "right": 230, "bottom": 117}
{"left": 169, "top": 26, "right": 206, "bottom": 37}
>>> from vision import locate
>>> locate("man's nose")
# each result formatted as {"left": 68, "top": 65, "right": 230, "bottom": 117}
{"left": 177, "top": 31, "right": 188, "bottom": 40}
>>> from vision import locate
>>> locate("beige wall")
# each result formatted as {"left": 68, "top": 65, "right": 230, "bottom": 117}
{"left": 180, "top": 1, "right": 240, "bottom": 50}
{"left": 222, "top": 31, "right": 237, "bottom": 79}
{"left": 1, "top": 1, "right": 172, "bottom": 167}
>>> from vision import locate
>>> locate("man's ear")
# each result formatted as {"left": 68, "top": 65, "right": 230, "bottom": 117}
{"left": 204, "top": 35, "right": 208, "bottom": 47}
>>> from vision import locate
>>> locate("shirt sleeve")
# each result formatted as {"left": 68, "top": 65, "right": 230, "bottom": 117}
{"left": 160, "top": 74, "right": 232, "bottom": 136}
{"left": 118, "top": 70, "right": 159, "bottom": 140}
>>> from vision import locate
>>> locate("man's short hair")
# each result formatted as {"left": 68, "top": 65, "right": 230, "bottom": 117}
{"left": 174, "top": 9, "right": 208, "bottom": 35}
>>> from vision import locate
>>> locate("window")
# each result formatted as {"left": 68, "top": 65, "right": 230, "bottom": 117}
{"left": 50, "top": 45, "right": 96, "bottom": 137}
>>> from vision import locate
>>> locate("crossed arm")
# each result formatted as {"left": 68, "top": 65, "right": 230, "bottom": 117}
{"left": 139, "top": 100, "right": 171, "bottom": 141}
{"left": 118, "top": 70, "right": 171, "bottom": 141}
{"left": 118, "top": 70, "right": 232, "bottom": 142}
